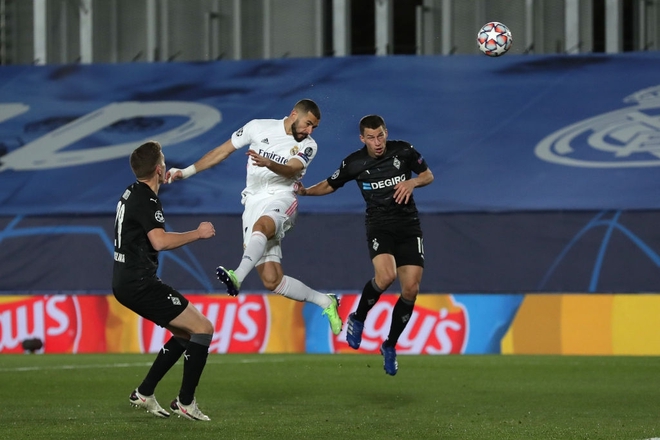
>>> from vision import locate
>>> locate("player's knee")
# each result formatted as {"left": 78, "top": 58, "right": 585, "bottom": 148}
{"left": 401, "top": 283, "right": 419, "bottom": 302}
{"left": 376, "top": 273, "right": 396, "bottom": 289}
{"left": 195, "top": 316, "right": 214, "bottom": 335}
{"left": 261, "top": 274, "right": 282, "bottom": 292}
{"left": 401, "top": 290, "right": 419, "bottom": 302}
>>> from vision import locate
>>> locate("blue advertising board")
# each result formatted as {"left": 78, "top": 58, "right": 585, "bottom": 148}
{"left": 1, "top": 54, "right": 660, "bottom": 293}
{"left": 1, "top": 53, "right": 660, "bottom": 216}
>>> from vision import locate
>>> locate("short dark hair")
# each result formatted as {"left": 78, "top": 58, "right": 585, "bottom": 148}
{"left": 294, "top": 99, "right": 321, "bottom": 120}
{"left": 359, "top": 115, "right": 386, "bottom": 135}
{"left": 130, "top": 140, "right": 162, "bottom": 179}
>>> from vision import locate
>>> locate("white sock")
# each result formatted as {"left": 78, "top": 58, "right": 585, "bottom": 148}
{"left": 273, "top": 276, "right": 332, "bottom": 308}
{"left": 234, "top": 231, "right": 268, "bottom": 283}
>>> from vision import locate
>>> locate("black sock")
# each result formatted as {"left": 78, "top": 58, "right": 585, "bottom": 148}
{"left": 178, "top": 334, "right": 211, "bottom": 405}
{"left": 138, "top": 336, "right": 187, "bottom": 396}
{"left": 384, "top": 296, "right": 415, "bottom": 348}
{"left": 354, "top": 278, "right": 385, "bottom": 322}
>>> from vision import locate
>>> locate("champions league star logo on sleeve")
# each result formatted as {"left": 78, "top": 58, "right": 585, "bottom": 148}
{"left": 535, "top": 85, "right": 660, "bottom": 168}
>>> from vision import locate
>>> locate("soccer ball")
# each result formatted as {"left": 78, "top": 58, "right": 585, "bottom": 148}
{"left": 477, "top": 22, "right": 513, "bottom": 57}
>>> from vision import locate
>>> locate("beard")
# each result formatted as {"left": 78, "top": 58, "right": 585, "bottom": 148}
{"left": 291, "top": 122, "right": 307, "bottom": 142}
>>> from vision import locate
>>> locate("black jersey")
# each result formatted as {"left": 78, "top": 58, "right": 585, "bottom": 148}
{"left": 326, "top": 140, "right": 428, "bottom": 226}
{"left": 112, "top": 181, "right": 166, "bottom": 288}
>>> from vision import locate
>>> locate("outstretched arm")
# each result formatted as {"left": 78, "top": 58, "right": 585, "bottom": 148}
{"left": 167, "top": 139, "right": 236, "bottom": 183}
{"left": 147, "top": 222, "right": 215, "bottom": 251}
{"left": 295, "top": 179, "right": 336, "bottom": 197}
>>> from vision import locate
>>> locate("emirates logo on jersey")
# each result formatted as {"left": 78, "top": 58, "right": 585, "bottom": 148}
{"left": 257, "top": 149, "right": 287, "bottom": 165}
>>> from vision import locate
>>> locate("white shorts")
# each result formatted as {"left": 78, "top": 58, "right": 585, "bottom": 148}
{"left": 241, "top": 192, "right": 298, "bottom": 265}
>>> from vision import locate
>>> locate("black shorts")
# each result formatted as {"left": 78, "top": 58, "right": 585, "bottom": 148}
{"left": 113, "top": 278, "right": 189, "bottom": 328}
{"left": 366, "top": 221, "right": 425, "bottom": 268}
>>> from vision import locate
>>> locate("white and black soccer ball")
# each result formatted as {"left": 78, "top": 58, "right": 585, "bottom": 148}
{"left": 477, "top": 22, "right": 513, "bottom": 57}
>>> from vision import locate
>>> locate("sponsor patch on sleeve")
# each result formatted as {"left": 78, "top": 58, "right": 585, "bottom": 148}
{"left": 297, "top": 147, "right": 315, "bottom": 163}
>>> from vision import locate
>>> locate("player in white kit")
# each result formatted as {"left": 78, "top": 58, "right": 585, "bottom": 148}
{"left": 167, "top": 99, "right": 342, "bottom": 335}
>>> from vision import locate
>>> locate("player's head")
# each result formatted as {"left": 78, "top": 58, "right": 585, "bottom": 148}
{"left": 359, "top": 115, "right": 388, "bottom": 158}
{"left": 289, "top": 99, "right": 321, "bottom": 142}
{"left": 130, "top": 140, "right": 166, "bottom": 183}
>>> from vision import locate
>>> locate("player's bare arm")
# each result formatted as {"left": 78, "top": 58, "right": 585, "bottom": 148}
{"left": 296, "top": 179, "right": 336, "bottom": 197}
{"left": 393, "top": 168, "right": 434, "bottom": 204}
{"left": 246, "top": 149, "right": 304, "bottom": 179}
{"left": 166, "top": 140, "right": 236, "bottom": 183}
{"left": 147, "top": 221, "right": 215, "bottom": 251}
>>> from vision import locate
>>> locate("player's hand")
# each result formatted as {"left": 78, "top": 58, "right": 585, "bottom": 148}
{"left": 294, "top": 181, "right": 307, "bottom": 196}
{"left": 197, "top": 222, "right": 215, "bottom": 239}
{"left": 166, "top": 168, "right": 183, "bottom": 184}
{"left": 393, "top": 181, "right": 415, "bottom": 204}
{"left": 246, "top": 150, "right": 271, "bottom": 168}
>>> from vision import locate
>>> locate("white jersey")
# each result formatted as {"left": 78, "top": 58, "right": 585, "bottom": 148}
{"left": 231, "top": 118, "right": 318, "bottom": 201}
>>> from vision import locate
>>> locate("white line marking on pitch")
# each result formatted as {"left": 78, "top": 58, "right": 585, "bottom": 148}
{"left": 0, "top": 357, "right": 286, "bottom": 373}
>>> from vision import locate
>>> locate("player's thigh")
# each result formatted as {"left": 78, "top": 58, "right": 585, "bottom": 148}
{"left": 169, "top": 302, "right": 213, "bottom": 335}
{"left": 366, "top": 224, "right": 398, "bottom": 259}
{"left": 393, "top": 229, "right": 425, "bottom": 268}
{"left": 243, "top": 194, "right": 297, "bottom": 242}
{"left": 113, "top": 281, "right": 189, "bottom": 329}
{"left": 372, "top": 253, "right": 397, "bottom": 288}
{"left": 367, "top": 226, "right": 398, "bottom": 288}
{"left": 262, "top": 196, "right": 297, "bottom": 240}
{"left": 242, "top": 198, "right": 263, "bottom": 242}
{"left": 397, "top": 265, "right": 424, "bottom": 300}
{"left": 393, "top": 230, "right": 424, "bottom": 300}
{"left": 252, "top": 215, "right": 276, "bottom": 238}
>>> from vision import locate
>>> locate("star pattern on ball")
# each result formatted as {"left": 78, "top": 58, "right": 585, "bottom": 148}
{"left": 485, "top": 28, "right": 503, "bottom": 45}
{"left": 477, "top": 22, "right": 512, "bottom": 57}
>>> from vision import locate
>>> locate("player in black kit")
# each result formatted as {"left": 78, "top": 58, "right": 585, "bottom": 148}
{"left": 296, "top": 115, "right": 434, "bottom": 375}
{"left": 113, "top": 141, "right": 216, "bottom": 420}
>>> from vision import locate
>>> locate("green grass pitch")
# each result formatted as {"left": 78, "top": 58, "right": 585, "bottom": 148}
{"left": 1, "top": 354, "right": 659, "bottom": 439}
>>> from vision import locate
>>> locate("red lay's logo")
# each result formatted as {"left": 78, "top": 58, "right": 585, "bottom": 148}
{"left": 0, "top": 295, "right": 107, "bottom": 353}
{"left": 333, "top": 294, "right": 468, "bottom": 354}
{"left": 138, "top": 294, "right": 270, "bottom": 353}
